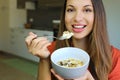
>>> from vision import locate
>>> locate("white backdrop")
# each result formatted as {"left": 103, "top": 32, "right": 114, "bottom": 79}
{"left": 103, "top": 0, "right": 120, "bottom": 49}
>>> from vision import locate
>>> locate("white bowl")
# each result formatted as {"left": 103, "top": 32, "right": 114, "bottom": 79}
{"left": 51, "top": 47, "right": 90, "bottom": 79}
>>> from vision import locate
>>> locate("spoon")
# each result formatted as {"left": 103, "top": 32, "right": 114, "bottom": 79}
{"left": 43, "top": 31, "right": 74, "bottom": 40}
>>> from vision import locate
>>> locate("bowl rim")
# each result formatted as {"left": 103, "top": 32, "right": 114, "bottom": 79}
{"left": 51, "top": 47, "right": 90, "bottom": 69}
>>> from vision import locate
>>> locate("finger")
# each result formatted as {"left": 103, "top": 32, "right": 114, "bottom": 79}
{"left": 42, "top": 42, "right": 51, "bottom": 50}
{"left": 30, "top": 40, "right": 50, "bottom": 56}
{"left": 30, "top": 37, "right": 48, "bottom": 49}
{"left": 28, "top": 37, "right": 50, "bottom": 57}
{"left": 29, "top": 32, "right": 36, "bottom": 36}
{"left": 86, "top": 70, "right": 94, "bottom": 80}
{"left": 51, "top": 69, "right": 64, "bottom": 80}
{"left": 74, "top": 70, "right": 94, "bottom": 80}
{"left": 39, "top": 39, "right": 51, "bottom": 49}
{"left": 25, "top": 33, "right": 37, "bottom": 47}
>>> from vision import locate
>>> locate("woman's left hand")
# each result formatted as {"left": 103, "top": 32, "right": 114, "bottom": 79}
{"left": 51, "top": 69, "right": 94, "bottom": 80}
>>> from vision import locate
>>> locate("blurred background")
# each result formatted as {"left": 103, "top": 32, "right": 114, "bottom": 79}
{"left": 0, "top": 0, "right": 120, "bottom": 80}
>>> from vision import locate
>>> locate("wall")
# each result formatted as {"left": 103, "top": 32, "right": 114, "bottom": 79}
{"left": 0, "top": 0, "right": 10, "bottom": 50}
{"left": 0, "top": 0, "right": 27, "bottom": 51}
{"left": 103, "top": 0, "right": 120, "bottom": 49}
{"left": 9, "top": 0, "right": 27, "bottom": 28}
{"left": 0, "top": 0, "right": 53, "bottom": 62}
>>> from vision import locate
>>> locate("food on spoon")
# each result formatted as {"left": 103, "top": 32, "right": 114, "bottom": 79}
{"left": 57, "top": 58, "right": 84, "bottom": 68}
{"left": 61, "top": 31, "right": 74, "bottom": 39}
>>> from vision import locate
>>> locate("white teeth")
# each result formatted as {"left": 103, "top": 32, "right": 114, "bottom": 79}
{"left": 74, "top": 26, "right": 84, "bottom": 28}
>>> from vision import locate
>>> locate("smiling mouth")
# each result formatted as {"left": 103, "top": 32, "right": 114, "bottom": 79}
{"left": 72, "top": 25, "right": 86, "bottom": 29}
{"left": 72, "top": 25, "right": 86, "bottom": 32}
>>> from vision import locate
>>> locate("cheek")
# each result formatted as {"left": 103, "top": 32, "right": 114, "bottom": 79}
{"left": 65, "top": 17, "right": 72, "bottom": 30}
{"left": 65, "top": 15, "right": 69, "bottom": 22}
{"left": 65, "top": 12, "right": 74, "bottom": 22}
{"left": 88, "top": 15, "right": 94, "bottom": 27}
{"left": 87, "top": 16, "right": 94, "bottom": 32}
{"left": 65, "top": 15, "right": 73, "bottom": 26}
{"left": 65, "top": 16, "right": 69, "bottom": 26}
{"left": 90, "top": 15, "right": 94, "bottom": 24}
{"left": 88, "top": 20, "right": 94, "bottom": 33}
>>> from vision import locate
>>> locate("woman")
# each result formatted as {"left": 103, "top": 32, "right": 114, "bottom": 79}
{"left": 25, "top": 0, "right": 120, "bottom": 80}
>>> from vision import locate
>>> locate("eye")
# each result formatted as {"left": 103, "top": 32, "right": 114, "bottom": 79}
{"left": 66, "top": 8, "right": 74, "bottom": 13}
{"left": 84, "top": 8, "right": 93, "bottom": 13}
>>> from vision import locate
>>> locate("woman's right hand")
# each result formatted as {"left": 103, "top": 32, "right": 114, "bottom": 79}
{"left": 25, "top": 32, "right": 51, "bottom": 59}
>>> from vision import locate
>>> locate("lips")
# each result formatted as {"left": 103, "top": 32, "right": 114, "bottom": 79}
{"left": 72, "top": 25, "right": 86, "bottom": 32}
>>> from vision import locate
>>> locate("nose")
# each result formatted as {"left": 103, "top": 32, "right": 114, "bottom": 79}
{"left": 74, "top": 11, "right": 84, "bottom": 22}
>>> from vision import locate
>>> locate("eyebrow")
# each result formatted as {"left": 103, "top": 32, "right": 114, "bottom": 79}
{"left": 84, "top": 5, "right": 92, "bottom": 7}
{"left": 66, "top": 5, "right": 74, "bottom": 8}
{"left": 66, "top": 4, "right": 92, "bottom": 8}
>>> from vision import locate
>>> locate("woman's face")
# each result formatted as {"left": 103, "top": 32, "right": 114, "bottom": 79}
{"left": 65, "top": 0, "right": 94, "bottom": 39}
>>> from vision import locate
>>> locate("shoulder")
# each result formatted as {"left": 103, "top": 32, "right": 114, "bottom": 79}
{"left": 111, "top": 46, "right": 120, "bottom": 67}
{"left": 108, "top": 46, "right": 120, "bottom": 79}
{"left": 111, "top": 46, "right": 120, "bottom": 59}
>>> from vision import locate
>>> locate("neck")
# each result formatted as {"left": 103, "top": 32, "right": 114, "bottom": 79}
{"left": 72, "top": 37, "right": 88, "bottom": 51}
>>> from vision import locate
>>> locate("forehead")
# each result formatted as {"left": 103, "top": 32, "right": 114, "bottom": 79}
{"left": 66, "top": 0, "right": 93, "bottom": 6}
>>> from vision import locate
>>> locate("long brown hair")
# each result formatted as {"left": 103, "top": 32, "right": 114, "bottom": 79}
{"left": 55, "top": 0, "right": 112, "bottom": 80}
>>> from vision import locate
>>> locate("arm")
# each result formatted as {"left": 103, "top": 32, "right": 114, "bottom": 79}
{"left": 25, "top": 32, "right": 52, "bottom": 80}
{"left": 37, "top": 59, "right": 51, "bottom": 80}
